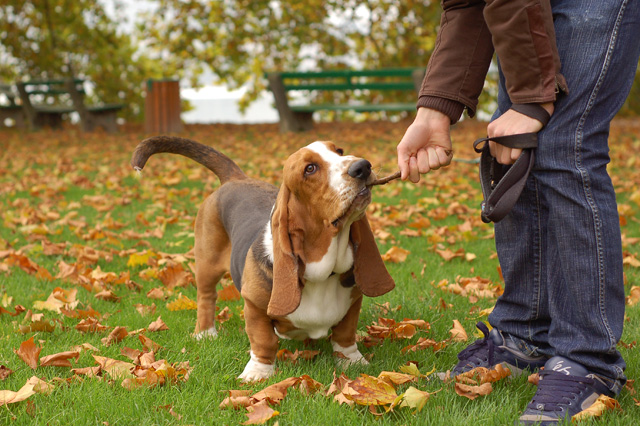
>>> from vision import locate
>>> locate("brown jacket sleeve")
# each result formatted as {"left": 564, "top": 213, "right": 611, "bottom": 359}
{"left": 418, "top": 0, "right": 568, "bottom": 123}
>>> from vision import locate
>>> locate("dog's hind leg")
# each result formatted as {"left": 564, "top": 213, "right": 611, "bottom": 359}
{"left": 193, "top": 196, "right": 231, "bottom": 339}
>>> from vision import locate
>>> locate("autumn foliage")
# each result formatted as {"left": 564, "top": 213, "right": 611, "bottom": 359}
{"left": 1, "top": 119, "right": 640, "bottom": 423}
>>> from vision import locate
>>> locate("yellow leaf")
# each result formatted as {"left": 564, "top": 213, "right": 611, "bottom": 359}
{"left": 399, "top": 386, "right": 432, "bottom": 412}
{"left": 571, "top": 394, "right": 620, "bottom": 421}
{"left": 127, "top": 251, "right": 157, "bottom": 268}
{"left": 166, "top": 294, "right": 197, "bottom": 311}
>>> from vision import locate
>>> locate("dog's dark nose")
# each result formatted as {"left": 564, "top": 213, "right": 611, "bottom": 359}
{"left": 348, "top": 159, "right": 372, "bottom": 180}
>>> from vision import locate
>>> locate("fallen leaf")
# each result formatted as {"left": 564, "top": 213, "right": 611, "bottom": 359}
{"left": 243, "top": 400, "right": 279, "bottom": 425}
{"left": 76, "top": 318, "right": 108, "bottom": 333}
{"left": 571, "top": 394, "right": 620, "bottom": 421}
{"left": 377, "top": 371, "right": 416, "bottom": 386}
{"left": 342, "top": 374, "right": 398, "bottom": 406}
{"left": 449, "top": 320, "right": 468, "bottom": 342}
{"left": 626, "top": 286, "right": 640, "bottom": 306}
{"left": 148, "top": 316, "right": 169, "bottom": 332}
{"left": 92, "top": 355, "right": 135, "bottom": 379}
{"left": 15, "top": 337, "right": 41, "bottom": 369}
{"left": 134, "top": 303, "right": 157, "bottom": 316}
{"left": 101, "top": 326, "right": 128, "bottom": 346}
{"left": 399, "top": 386, "right": 432, "bottom": 412}
{"left": 139, "top": 334, "right": 162, "bottom": 352}
{"left": 0, "top": 305, "right": 26, "bottom": 316}
{"left": 166, "top": 294, "right": 197, "bottom": 311}
{"left": 218, "top": 284, "right": 241, "bottom": 302}
{"left": 454, "top": 382, "right": 493, "bottom": 400}
{"left": 381, "top": 246, "right": 410, "bottom": 263}
{"left": 95, "top": 289, "right": 120, "bottom": 302}
{"left": 40, "top": 351, "right": 80, "bottom": 367}
{"left": 0, "top": 365, "right": 14, "bottom": 381}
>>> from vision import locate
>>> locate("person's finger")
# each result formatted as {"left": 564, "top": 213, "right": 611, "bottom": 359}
{"left": 489, "top": 140, "right": 497, "bottom": 158}
{"left": 397, "top": 149, "right": 411, "bottom": 180}
{"left": 416, "top": 149, "right": 431, "bottom": 174}
{"left": 435, "top": 146, "right": 453, "bottom": 168}
{"left": 510, "top": 148, "right": 522, "bottom": 162}
{"left": 409, "top": 156, "right": 420, "bottom": 183}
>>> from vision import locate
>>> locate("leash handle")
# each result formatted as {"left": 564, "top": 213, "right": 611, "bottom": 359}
{"left": 474, "top": 132, "right": 539, "bottom": 223}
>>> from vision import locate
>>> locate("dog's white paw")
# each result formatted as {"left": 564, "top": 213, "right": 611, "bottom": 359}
{"left": 332, "top": 341, "right": 369, "bottom": 367}
{"left": 193, "top": 326, "right": 218, "bottom": 341}
{"left": 238, "top": 351, "right": 275, "bottom": 383}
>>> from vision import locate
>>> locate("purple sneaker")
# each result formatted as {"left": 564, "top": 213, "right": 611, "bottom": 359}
{"left": 518, "top": 356, "right": 614, "bottom": 425}
{"left": 452, "top": 322, "right": 548, "bottom": 376}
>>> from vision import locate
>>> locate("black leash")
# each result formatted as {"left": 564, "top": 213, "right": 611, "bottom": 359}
{"left": 473, "top": 104, "right": 551, "bottom": 223}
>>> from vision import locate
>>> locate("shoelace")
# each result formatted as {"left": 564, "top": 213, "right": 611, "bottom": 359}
{"left": 456, "top": 322, "right": 499, "bottom": 366}
{"left": 527, "top": 370, "right": 595, "bottom": 412}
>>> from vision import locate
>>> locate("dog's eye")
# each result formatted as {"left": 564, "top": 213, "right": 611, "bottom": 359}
{"left": 304, "top": 164, "right": 318, "bottom": 176}
{"left": 336, "top": 148, "right": 344, "bottom": 156}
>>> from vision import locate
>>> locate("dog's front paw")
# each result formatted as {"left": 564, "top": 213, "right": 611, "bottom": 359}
{"left": 332, "top": 341, "right": 369, "bottom": 368}
{"left": 238, "top": 351, "right": 275, "bottom": 383}
{"left": 193, "top": 326, "right": 218, "bottom": 341}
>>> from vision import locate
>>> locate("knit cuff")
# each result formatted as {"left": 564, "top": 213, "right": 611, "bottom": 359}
{"left": 416, "top": 96, "right": 466, "bottom": 124}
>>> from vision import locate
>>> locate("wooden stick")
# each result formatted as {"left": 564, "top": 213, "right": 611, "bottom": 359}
{"left": 369, "top": 171, "right": 401, "bottom": 186}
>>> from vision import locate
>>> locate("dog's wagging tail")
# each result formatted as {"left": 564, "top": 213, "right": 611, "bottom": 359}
{"left": 131, "top": 136, "right": 247, "bottom": 184}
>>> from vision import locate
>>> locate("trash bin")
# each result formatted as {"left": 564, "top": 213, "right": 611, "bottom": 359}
{"left": 145, "top": 79, "right": 183, "bottom": 133}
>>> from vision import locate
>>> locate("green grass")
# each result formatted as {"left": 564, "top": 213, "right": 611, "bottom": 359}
{"left": 1, "top": 120, "right": 639, "bottom": 425}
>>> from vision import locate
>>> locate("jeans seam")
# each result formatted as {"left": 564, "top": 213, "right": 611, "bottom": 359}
{"left": 573, "top": 0, "right": 628, "bottom": 358}
{"left": 527, "top": 176, "right": 542, "bottom": 342}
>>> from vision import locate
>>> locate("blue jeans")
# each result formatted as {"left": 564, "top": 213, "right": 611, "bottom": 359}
{"left": 488, "top": 0, "right": 640, "bottom": 394}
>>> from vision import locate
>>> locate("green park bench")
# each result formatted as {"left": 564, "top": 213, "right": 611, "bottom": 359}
{"left": 265, "top": 67, "right": 425, "bottom": 132}
{"left": 15, "top": 79, "right": 124, "bottom": 132}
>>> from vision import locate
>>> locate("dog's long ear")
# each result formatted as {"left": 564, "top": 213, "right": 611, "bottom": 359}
{"left": 350, "top": 215, "right": 395, "bottom": 296}
{"left": 268, "top": 185, "right": 304, "bottom": 317}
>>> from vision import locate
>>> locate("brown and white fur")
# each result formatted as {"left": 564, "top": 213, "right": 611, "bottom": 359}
{"left": 131, "top": 136, "right": 394, "bottom": 382}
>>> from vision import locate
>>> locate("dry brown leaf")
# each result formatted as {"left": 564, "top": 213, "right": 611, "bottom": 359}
{"left": 381, "top": 246, "right": 410, "bottom": 263}
{"left": 218, "top": 284, "right": 241, "bottom": 301}
{"left": 148, "top": 316, "right": 169, "bottom": 332}
{"left": 101, "top": 326, "right": 128, "bottom": 346}
{"left": 95, "top": 289, "right": 120, "bottom": 302}
{"left": 243, "top": 400, "right": 279, "bottom": 425}
{"left": 454, "top": 382, "right": 493, "bottom": 400}
{"left": 342, "top": 374, "right": 398, "bottom": 406}
{"left": 0, "top": 365, "right": 14, "bottom": 381}
{"left": 40, "top": 351, "right": 80, "bottom": 367}
{"left": 626, "top": 286, "right": 640, "bottom": 306}
{"left": 92, "top": 355, "right": 135, "bottom": 379}
{"left": 76, "top": 317, "right": 108, "bottom": 333}
{"left": 139, "top": 334, "right": 162, "bottom": 352}
{"left": 377, "top": 371, "right": 416, "bottom": 386}
{"left": 449, "top": 320, "right": 468, "bottom": 342}
{"left": 0, "top": 379, "right": 36, "bottom": 406}
{"left": 0, "top": 305, "right": 26, "bottom": 316}
{"left": 134, "top": 303, "right": 157, "bottom": 316}
{"left": 455, "top": 365, "right": 511, "bottom": 385}
{"left": 216, "top": 306, "right": 232, "bottom": 324}
{"left": 158, "top": 263, "right": 193, "bottom": 289}
{"left": 15, "top": 337, "right": 41, "bottom": 369}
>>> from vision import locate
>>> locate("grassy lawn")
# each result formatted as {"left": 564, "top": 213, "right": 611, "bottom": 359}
{"left": 1, "top": 118, "right": 639, "bottom": 425}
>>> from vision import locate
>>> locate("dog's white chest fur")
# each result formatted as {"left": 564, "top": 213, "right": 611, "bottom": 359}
{"left": 269, "top": 227, "right": 355, "bottom": 340}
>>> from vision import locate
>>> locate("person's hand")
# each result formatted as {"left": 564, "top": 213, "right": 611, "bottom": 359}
{"left": 487, "top": 102, "right": 554, "bottom": 164}
{"left": 397, "top": 107, "right": 453, "bottom": 183}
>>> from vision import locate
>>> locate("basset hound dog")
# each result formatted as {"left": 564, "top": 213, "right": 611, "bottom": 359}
{"left": 131, "top": 136, "right": 395, "bottom": 382}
